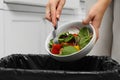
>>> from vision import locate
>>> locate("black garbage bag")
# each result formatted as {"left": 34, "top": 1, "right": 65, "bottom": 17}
{"left": 0, "top": 54, "right": 120, "bottom": 80}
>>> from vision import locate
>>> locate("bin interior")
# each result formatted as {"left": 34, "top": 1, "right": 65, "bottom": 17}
{"left": 0, "top": 54, "right": 119, "bottom": 72}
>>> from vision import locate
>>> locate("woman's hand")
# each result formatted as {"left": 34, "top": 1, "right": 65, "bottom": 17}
{"left": 45, "top": 0, "right": 66, "bottom": 27}
{"left": 82, "top": 0, "right": 111, "bottom": 40}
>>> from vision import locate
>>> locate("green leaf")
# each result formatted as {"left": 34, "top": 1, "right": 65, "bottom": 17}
{"left": 49, "top": 39, "right": 54, "bottom": 48}
{"left": 58, "top": 32, "right": 68, "bottom": 43}
{"left": 78, "top": 27, "right": 92, "bottom": 49}
{"left": 58, "top": 38, "right": 64, "bottom": 43}
{"left": 79, "top": 27, "right": 90, "bottom": 37}
{"left": 64, "top": 34, "right": 74, "bottom": 42}
{"left": 61, "top": 46, "right": 78, "bottom": 55}
{"left": 79, "top": 36, "right": 91, "bottom": 48}
{"left": 58, "top": 32, "right": 75, "bottom": 43}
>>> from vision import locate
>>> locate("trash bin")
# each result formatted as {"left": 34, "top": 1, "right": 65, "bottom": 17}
{"left": 0, "top": 54, "right": 120, "bottom": 80}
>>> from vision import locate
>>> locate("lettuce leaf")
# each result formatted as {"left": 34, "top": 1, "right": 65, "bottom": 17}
{"left": 61, "top": 46, "right": 78, "bottom": 55}
{"left": 58, "top": 32, "right": 75, "bottom": 43}
{"left": 78, "top": 27, "right": 92, "bottom": 48}
{"left": 49, "top": 39, "right": 54, "bottom": 48}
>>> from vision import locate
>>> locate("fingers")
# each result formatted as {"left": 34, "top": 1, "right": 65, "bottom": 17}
{"left": 50, "top": 1, "right": 58, "bottom": 27}
{"left": 45, "top": 0, "right": 59, "bottom": 27}
{"left": 82, "top": 13, "right": 100, "bottom": 41}
{"left": 92, "top": 23, "right": 99, "bottom": 41}
{"left": 45, "top": 3, "right": 52, "bottom": 22}
{"left": 56, "top": 0, "right": 66, "bottom": 19}
{"left": 82, "top": 13, "right": 94, "bottom": 25}
{"left": 92, "top": 17, "right": 101, "bottom": 41}
{"left": 45, "top": 0, "right": 65, "bottom": 27}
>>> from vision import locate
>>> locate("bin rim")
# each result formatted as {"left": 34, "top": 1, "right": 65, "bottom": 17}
{"left": 0, "top": 54, "right": 120, "bottom": 75}
{"left": 0, "top": 67, "right": 119, "bottom": 75}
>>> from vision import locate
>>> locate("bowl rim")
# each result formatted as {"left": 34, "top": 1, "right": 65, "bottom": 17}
{"left": 45, "top": 21, "right": 96, "bottom": 57}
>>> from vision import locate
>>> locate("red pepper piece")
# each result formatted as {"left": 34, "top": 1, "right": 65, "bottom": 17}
{"left": 51, "top": 44, "right": 62, "bottom": 54}
{"left": 73, "top": 34, "right": 78, "bottom": 37}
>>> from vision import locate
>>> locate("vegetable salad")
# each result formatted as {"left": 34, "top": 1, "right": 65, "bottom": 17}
{"left": 49, "top": 27, "right": 92, "bottom": 56}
